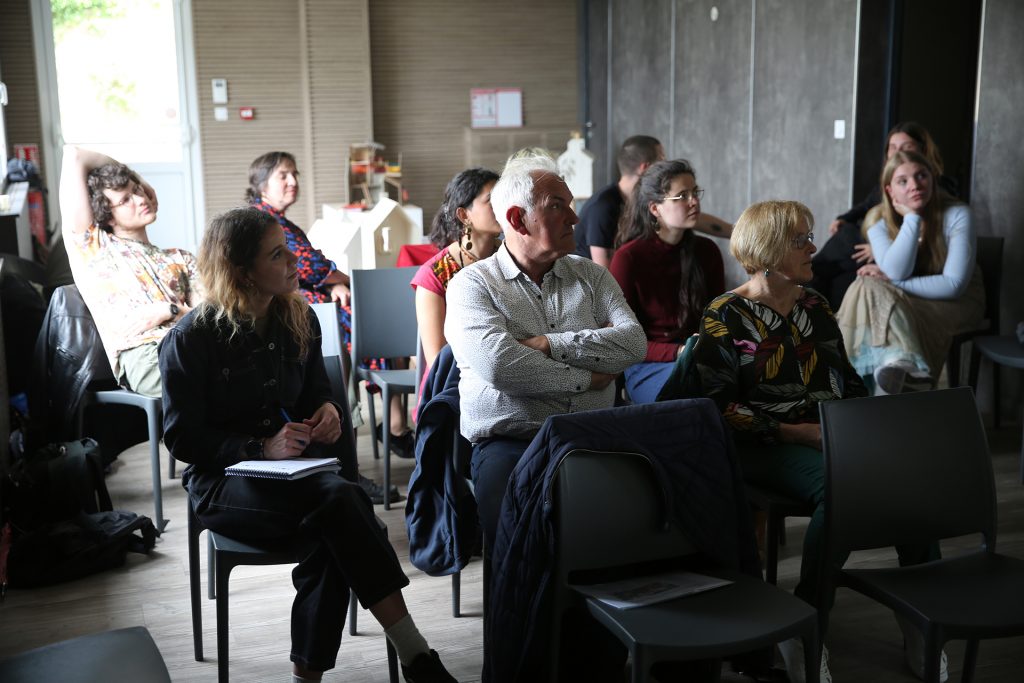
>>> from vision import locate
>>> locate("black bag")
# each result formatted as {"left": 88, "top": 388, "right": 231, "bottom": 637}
{"left": 3, "top": 437, "right": 110, "bottom": 532}
{"left": 6, "top": 510, "right": 157, "bottom": 587}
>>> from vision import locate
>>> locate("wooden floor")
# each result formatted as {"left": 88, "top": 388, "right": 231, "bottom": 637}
{"left": 1, "top": 414, "right": 1022, "bottom": 682}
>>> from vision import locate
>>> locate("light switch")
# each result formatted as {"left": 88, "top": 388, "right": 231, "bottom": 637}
{"left": 212, "top": 78, "right": 228, "bottom": 104}
{"left": 214, "top": 106, "right": 228, "bottom": 122}
{"left": 834, "top": 119, "right": 846, "bottom": 139}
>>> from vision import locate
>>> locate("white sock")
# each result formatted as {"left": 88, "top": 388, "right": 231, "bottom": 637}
{"left": 384, "top": 614, "right": 430, "bottom": 666}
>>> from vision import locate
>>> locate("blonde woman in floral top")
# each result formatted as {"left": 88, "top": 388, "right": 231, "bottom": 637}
{"left": 690, "top": 200, "right": 939, "bottom": 683}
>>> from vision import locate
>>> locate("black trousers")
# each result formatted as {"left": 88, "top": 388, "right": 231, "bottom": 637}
{"left": 187, "top": 468, "right": 409, "bottom": 672}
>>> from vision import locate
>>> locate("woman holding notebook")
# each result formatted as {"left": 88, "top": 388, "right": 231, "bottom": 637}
{"left": 158, "top": 206, "right": 456, "bottom": 683}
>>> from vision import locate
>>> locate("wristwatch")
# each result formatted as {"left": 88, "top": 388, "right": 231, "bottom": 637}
{"left": 169, "top": 302, "right": 180, "bottom": 320}
{"left": 244, "top": 437, "right": 265, "bottom": 460}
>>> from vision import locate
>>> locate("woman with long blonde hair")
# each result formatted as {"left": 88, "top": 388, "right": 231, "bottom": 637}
{"left": 837, "top": 149, "right": 984, "bottom": 393}
{"left": 159, "top": 207, "right": 457, "bottom": 683}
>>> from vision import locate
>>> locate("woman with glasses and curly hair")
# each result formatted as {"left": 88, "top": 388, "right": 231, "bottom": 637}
{"left": 837, "top": 149, "right": 984, "bottom": 394}
{"left": 158, "top": 207, "right": 457, "bottom": 683}
{"left": 608, "top": 159, "right": 725, "bottom": 403}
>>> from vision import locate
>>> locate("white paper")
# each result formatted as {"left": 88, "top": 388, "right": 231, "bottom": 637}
{"left": 225, "top": 457, "right": 340, "bottom": 480}
{"left": 573, "top": 571, "right": 733, "bottom": 610}
{"left": 495, "top": 89, "right": 523, "bottom": 127}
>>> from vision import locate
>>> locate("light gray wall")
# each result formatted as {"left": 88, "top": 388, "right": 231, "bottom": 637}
{"left": 588, "top": 0, "right": 858, "bottom": 286}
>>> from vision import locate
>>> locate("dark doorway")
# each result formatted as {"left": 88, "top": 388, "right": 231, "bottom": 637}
{"left": 852, "top": 0, "right": 983, "bottom": 203}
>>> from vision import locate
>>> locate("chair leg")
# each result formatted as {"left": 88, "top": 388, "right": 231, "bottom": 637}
{"left": 631, "top": 647, "right": 650, "bottom": 683}
{"left": 366, "top": 381, "right": 381, "bottom": 461}
{"left": 386, "top": 638, "right": 400, "bottom": 683}
{"left": 381, "top": 384, "right": 393, "bottom": 511}
{"left": 802, "top": 628, "right": 820, "bottom": 683}
{"left": 215, "top": 557, "right": 232, "bottom": 683}
{"left": 169, "top": 454, "right": 177, "bottom": 480}
{"left": 1019, "top": 413, "right": 1023, "bottom": 486}
{"left": 187, "top": 505, "right": 204, "bottom": 662}
{"left": 993, "top": 364, "right": 1002, "bottom": 429}
{"left": 765, "top": 510, "right": 781, "bottom": 585}
{"left": 349, "top": 588, "right": 358, "bottom": 636}
{"left": 948, "top": 344, "right": 962, "bottom": 388}
{"left": 208, "top": 534, "right": 216, "bottom": 600}
{"left": 962, "top": 639, "right": 980, "bottom": 683}
{"left": 144, "top": 403, "right": 167, "bottom": 532}
{"left": 452, "top": 571, "right": 461, "bottom": 618}
{"left": 922, "top": 629, "right": 942, "bottom": 683}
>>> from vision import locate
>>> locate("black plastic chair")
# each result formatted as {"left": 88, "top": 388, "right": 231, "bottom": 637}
{"left": 187, "top": 498, "right": 398, "bottom": 683}
{"left": 947, "top": 236, "right": 1003, "bottom": 387}
{"left": 552, "top": 448, "right": 819, "bottom": 683}
{"left": 819, "top": 387, "right": 1024, "bottom": 682}
{"left": 0, "top": 626, "right": 170, "bottom": 682}
{"left": 350, "top": 267, "right": 420, "bottom": 510}
{"left": 968, "top": 334, "right": 1024, "bottom": 483}
{"left": 47, "top": 285, "right": 170, "bottom": 530}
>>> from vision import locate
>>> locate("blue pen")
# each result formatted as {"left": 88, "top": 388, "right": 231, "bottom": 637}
{"left": 281, "top": 407, "right": 308, "bottom": 447}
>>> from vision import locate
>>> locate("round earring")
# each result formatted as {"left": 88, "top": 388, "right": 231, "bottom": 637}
{"left": 763, "top": 268, "right": 770, "bottom": 278}
{"left": 463, "top": 220, "right": 474, "bottom": 252}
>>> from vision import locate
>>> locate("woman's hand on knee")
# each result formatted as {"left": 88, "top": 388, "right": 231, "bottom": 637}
{"left": 304, "top": 402, "right": 341, "bottom": 445}
{"left": 265, "top": 422, "right": 313, "bottom": 459}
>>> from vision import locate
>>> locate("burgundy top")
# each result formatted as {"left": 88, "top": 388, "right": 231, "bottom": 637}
{"left": 610, "top": 234, "right": 725, "bottom": 362}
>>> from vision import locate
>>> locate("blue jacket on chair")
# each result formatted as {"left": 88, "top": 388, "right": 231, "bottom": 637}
{"left": 484, "top": 399, "right": 760, "bottom": 683}
{"left": 405, "top": 346, "right": 478, "bottom": 576}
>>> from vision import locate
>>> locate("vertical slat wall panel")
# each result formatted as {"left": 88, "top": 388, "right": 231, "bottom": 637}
{"left": 0, "top": 0, "right": 45, "bottom": 177}
{"left": 369, "top": 0, "right": 579, "bottom": 224}
{"left": 192, "top": 0, "right": 373, "bottom": 228}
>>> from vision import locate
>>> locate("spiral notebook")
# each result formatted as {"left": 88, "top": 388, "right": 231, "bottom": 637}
{"left": 225, "top": 457, "right": 340, "bottom": 480}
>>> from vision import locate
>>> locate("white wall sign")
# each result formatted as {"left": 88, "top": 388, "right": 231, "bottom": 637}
{"left": 470, "top": 87, "right": 523, "bottom": 128}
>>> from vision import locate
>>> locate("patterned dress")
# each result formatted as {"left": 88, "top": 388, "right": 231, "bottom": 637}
{"left": 410, "top": 245, "right": 463, "bottom": 297}
{"left": 251, "top": 200, "right": 353, "bottom": 347}
{"left": 693, "top": 288, "right": 867, "bottom": 446}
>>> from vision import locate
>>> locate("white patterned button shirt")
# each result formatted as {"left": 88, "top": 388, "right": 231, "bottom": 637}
{"left": 445, "top": 244, "right": 646, "bottom": 441}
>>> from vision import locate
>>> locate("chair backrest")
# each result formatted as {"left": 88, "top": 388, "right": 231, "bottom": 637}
{"left": 556, "top": 448, "right": 696, "bottom": 578}
{"left": 975, "top": 235, "right": 1003, "bottom": 333}
{"left": 819, "top": 387, "right": 996, "bottom": 555}
{"left": 311, "top": 302, "right": 358, "bottom": 466}
{"left": 311, "top": 301, "right": 342, "bottom": 359}
{"left": 350, "top": 266, "right": 419, "bottom": 362}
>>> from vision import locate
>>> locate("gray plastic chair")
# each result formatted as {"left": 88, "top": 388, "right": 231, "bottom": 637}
{"left": 350, "top": 267, "right": 419, "bottom": 509}
{"left": 947, "top": 235, "right": 1003, "bottom": 386}
{"left": 552, "top": 449, "right": 819, "bottom": 683}
{"left": 968, "top": 334, "right": 1024, "bottom": 483}
{"left": 0, "top": 626, "right": 170, "bottom": 682}
{"left": 819, "top": 387, "right": 1024, "bottom": 682}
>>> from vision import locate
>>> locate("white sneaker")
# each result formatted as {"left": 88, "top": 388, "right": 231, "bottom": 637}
{"left": 779, "top": 638, "right": 832, "bottom": 683}
{"left": 896, "top": 613, "right": 949, "bottom": 682}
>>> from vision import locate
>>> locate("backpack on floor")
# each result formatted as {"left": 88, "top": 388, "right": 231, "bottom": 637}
{"left": 6, "top": 510, "right": 157, "bottom": 587}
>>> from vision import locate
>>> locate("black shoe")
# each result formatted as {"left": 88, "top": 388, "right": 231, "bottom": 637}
{"left": 401, "top": 649, "right": 457, "bottom": 683}
{"left": 376, "top": 423, "right": 416, "bottom": 459}
{"left": 357, "top": 474, "right": 400, "bottom": 505}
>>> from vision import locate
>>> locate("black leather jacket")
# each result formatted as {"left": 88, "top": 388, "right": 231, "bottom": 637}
{"left": 28, "top": 285, "right": 114, "bottom": 443}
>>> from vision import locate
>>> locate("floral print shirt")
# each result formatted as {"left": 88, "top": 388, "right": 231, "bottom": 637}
{"left": 693, "top": 288, "right": 866, "bottom": 445}
{"left": 65, "top": 224, "right": 201, "bottom": 377}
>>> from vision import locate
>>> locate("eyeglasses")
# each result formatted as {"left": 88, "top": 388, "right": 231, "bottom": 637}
{"left": 663, "top": 188, "right": 704, "bottom": 203}
{"left": 790, "top": 232, "right": 815, "bottom": 249}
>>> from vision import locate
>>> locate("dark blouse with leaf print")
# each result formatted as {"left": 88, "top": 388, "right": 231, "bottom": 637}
{"left": 693, "top": 287, "right": 866, "bottom": 446}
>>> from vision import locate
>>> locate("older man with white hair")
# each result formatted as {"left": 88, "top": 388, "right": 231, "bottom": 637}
{"left": 444, "top": 152, "right": 646, "bottom": 549}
